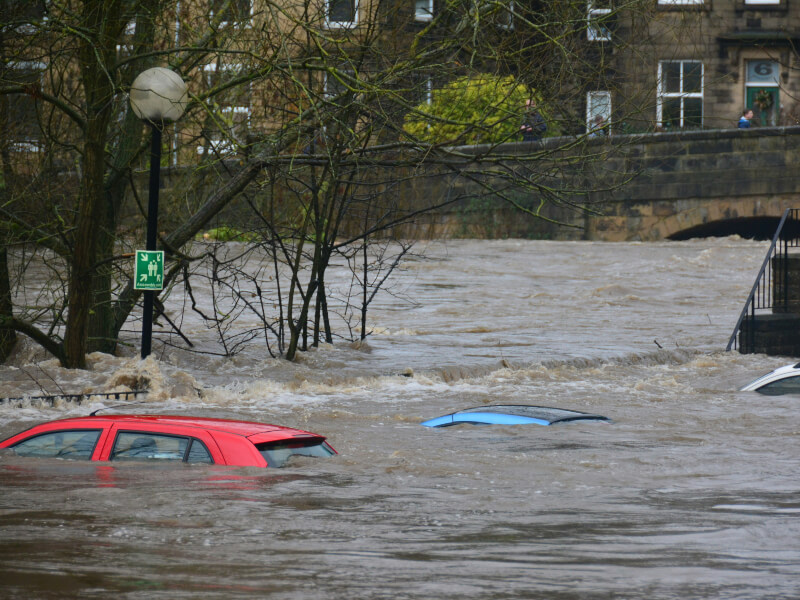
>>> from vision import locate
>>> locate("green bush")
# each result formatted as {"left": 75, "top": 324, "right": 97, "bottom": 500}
{"left": 200, "top": 226, "right": 259, "bottom": 242}
{"left": 403, "top": 75, "right": 555, "bottom": 145}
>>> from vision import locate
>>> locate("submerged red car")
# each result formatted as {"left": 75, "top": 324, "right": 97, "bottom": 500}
{"left": 0, "top": 415, "right": 336, "bottom": 468}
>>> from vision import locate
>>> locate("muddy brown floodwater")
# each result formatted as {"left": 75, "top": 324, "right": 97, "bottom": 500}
{"left": 1, "top": 238, "right": 799, "bottom": 599}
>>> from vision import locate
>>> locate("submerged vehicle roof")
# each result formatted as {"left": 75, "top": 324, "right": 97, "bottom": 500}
{"left": 421, "top": 405, "right": 611, "bottom": 428}
{"left": 7, "top": 415, "right": 314, "bottom": 439}
{"left": 740, "top": 362, "right": 800, "bottom": 393}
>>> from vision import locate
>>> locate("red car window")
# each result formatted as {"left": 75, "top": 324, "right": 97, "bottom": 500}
{"left": 9, "top": 429, "right": 102, "bottom": 460}
{"left": 110, "top": 431, "right": 215, "bottom": 464}
{"left": 186, "top": 439, "right": 214, "bottom": 464}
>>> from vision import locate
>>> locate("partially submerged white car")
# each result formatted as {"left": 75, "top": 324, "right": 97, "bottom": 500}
{"left": 740, "top": 363, "right": 800, "bottom": 395}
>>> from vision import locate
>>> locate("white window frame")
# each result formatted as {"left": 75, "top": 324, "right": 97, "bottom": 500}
{"left": 657, "top": 60, "right": 704, "bottom": 128}
{"left": 324, "top": 71, "right": 338, "bottom": 99}
{"left": 197, "top": 63, "right": 251, "bottom": 155}
{"left": 116, "top": 20, "right": 136, "bottom": 59}
{"left": 586, "top": 91, "right": 611, "bottom": 133}
{"left": 116, "top": 44, "right": 134, "bottom": 61}
{"left": 415, "top": 0, "right": 433, "bottom": 21}
{"left": 326, "top": 0, "right": 359, "bottom": 28}
{"left": 657, "top": 0, "right": 703, "bottom": 4}
{"left": 587, "top": 2, "right": 611, "bottom": 42}
{"left": 324, "top": 68, "right": 357, "bottom": 103}
{"left": 744, "top": 0, "right": 780, "bottom": 4}
{"left": 497, "top": 1, "right": 514, "bottom": 30}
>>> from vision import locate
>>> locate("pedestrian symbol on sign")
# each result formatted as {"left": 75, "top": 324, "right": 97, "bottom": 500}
{"left": 134, "top": 250, "right": 164, "bottom": 290}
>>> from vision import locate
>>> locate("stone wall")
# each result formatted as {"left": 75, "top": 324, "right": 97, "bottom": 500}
{"left": 582, "top": 126, "right": 800, "bottom": 240}
{"left": 772, "top": 255, "right": 800, "bottom": 313}
{"left": 739, "top": 313, "right": 800, "bottom": 357}
{"left": 396, "top": 126, "right": 800, "bottom": 241}
{"left": 612, "top": 1, "right": 800, "bottom": 131}
{"left": 148, "top": 126, "right": 800, "bottom": 242}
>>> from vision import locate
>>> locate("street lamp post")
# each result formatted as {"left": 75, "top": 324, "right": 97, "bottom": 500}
{"left": 129, "top": 67, "right": 188, "bottom": 359}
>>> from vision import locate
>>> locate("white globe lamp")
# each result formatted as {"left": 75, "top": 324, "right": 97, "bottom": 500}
{"left": 130, "top": 67, "right": 188, "bottom": 123}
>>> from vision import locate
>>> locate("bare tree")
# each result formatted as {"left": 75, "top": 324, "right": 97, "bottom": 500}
{"left": 0, "top": 0, "right": 660, "bottom": 367}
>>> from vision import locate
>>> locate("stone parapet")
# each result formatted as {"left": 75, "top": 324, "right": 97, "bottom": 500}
{"left": 397, "top": 126, "right": 800, "bottom": 241}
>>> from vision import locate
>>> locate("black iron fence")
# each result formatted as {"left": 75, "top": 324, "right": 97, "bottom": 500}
{"left": 0, "top": 389, "right": 147, "bottom": 407}
{"left": 727, "top": 208, "right": 800, "bottom": 353}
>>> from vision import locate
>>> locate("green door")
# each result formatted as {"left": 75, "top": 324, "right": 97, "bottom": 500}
{"left": 746, "top": 86, "right": 779, "bottom": 126}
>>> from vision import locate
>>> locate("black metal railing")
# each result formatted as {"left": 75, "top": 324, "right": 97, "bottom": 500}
{"left": 727, "top": 208, "right": 800, "bottom": 353}
{"left": 0, "top": 389, "right": 147, "bottom": 407}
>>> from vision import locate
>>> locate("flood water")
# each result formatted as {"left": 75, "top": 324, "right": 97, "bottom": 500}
{"left": 1, "top": 238, "right": 799, "bottom": 599}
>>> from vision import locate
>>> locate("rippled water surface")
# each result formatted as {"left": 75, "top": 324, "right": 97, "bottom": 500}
{"left": 1, "top": 239, "right": 799, "bottom": 599}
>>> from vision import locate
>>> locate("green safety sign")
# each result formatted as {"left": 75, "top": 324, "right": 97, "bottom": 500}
{"left": 134, "top": 250, "right": 164, "bottom": 291}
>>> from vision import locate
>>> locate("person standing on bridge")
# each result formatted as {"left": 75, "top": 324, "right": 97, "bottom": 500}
{"left": 520, "top": 99, "right": 547, "bottom": 142}
{"left": 738, "top": 108, "right": 754, "bottom": 128}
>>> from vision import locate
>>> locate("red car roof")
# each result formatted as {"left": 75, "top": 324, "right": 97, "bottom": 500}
{"left": 32, "top": 415, "right": 309, "bottom": 438}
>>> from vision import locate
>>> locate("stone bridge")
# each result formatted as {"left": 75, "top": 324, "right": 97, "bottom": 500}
{"left": 412, "top": 126, "right": 800, "bottom": 241}
{"left": 153, "top": 126, "right": 800, "bottom": 242}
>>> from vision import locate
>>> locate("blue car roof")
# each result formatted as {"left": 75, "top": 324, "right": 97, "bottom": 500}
{"left": 421, "top": 405, "right": 611, "bottom": 428}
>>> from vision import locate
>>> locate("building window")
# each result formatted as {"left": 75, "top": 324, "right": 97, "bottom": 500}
{"left": 4, "top": 62, "right": 45, "bottom": 150}
{"left": 587, "top": 2, "right": 611, "bottom": 41}
{"left": 496, "top": 1, "right": 514, "bottom": 29}
{"left": 327, "top": 0, "right": 358, "bottom": 27}
{"left": 116, "top": 20, "right": 135, "bottom": 61}
{"left": 658, "top": 60, "right": 703, "bottom": 129}
{"left": 658, "top": 0, "right": 703, "bottom": 5}
{"left": 746, "top": 59, "right": 780, "bottom": 126}
{"left": 324, "top": 68, "right": 356, "bottom": 104}
{"left": 744, "top": 0, "right": 780, "bottom": 4}
{"left": 415, "top": 0, "right": 433, "bottom": 21}
{"left": 210, "top": 0, "right": 252, "bottom": 27}
{"left": 586, "top": 91, "right": 611, "bottom": 134}
{"left": 198, "top": 63, "right": 251, "bottom": 156}
{"left": 410, "top": 74, "right": 433, "bottom": 105}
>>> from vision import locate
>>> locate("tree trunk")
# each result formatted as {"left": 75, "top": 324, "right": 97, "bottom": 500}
{"left": 63, "top": 5, "right": 117, "bottom": 368}
{"left": 86, "top": 1, "right": 158, "bottom": 356}
{"left": 0, "top": 247, "right": 17, "bottom": 361}
{"left": 0, "top": 39, "right": 17, "bottom": 361}
{"left": 64, "top": 116, "right": 109, "bottom": 368}
{"left": 87, "top": 228, "right": 117, "bottom": 355}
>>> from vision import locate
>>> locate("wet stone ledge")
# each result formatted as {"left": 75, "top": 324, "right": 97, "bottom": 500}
{"left": 739, "top": 313, "right": 800, "bottom": 357}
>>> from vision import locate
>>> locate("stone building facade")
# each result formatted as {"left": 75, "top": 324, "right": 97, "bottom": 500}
{"left": 5, "top": 1, "right": 800, "bottom": 148}
{"left": 601, "top": 0, "right": 800, "bottom": 133}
